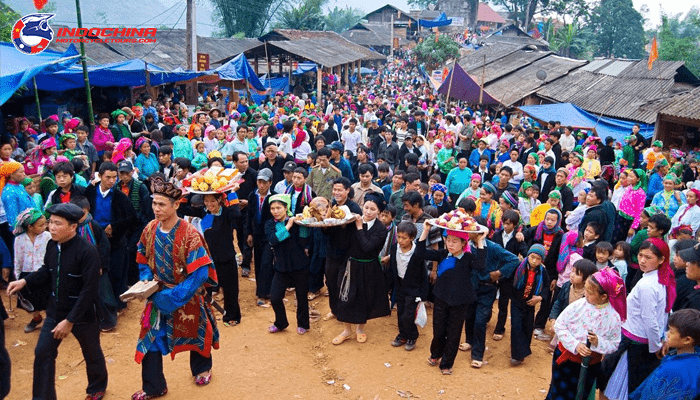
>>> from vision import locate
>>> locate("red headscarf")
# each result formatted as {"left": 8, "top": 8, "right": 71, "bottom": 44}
{"left": 645, "top": 238, "right": 676, "bottom": 313}
{"left": 592, "top": 268, "right": 627, "bottom": 321}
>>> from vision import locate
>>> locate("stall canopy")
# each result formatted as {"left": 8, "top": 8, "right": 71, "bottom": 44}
{"left": 213, "top": 53, "right": 267, "bottom": 93}
{"left": 438, "top": 63, "right": 499, "bottom": 105}
{"left": 518, "top": 103, "right": 655, "bottom": 143}
{"left": 419, "top": 13, "right": 452, "bottom": 28}
{"left": 33, "top": 59, "right": 207, "bottom": 91}
{"left": 0, "top": 43, "right": 80, "bottom": 105}
{"left": 294, "top": 62, "right": 317, "bottom": 75}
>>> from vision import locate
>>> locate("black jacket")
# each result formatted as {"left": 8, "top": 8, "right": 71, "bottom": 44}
{"left": 492, "top": 229, "right": 528, "bottom": 259}
{"left": 424, "top": 247, "right": 486, "bottom": 306}
{"left": 47, "top": 184, "right": 85, "bottom": 208}
{"left": 549, "top": 281, "right": 574, "bottom": 319}
{"left": 536, "top": 170, "right": 557, "bottom": 203}
{"left": 265, "top": 221, "right": 310, "bottom": 272}
{"left": 599, "top": 145, "right": 616, "bottom": 166}
{"left": 260, "top": 154, "right": 295, "bottom": 187}
{"left": 519, "top": 147, "right": 535, "bottom": 166}
{"left": 556, "top": 185, "right": 575, "bottom": 215}
{"left": 322, "top": 200, "right": 362, "bottom": 260}
{"left": 180, "top": 203, "right": 240, "bottom": 263}
{"left": 397, "top": 144, "right": 422, "bottom": 171}
{"left": 247, "top": 191, "right": 273, "bottom": 238}
{"left": 25, "top": 235, "right": 101, "bottom": 323}
{"left": 388, "top": 239, "right": 429, "bottom": 299}
{"left": 524, "top": 226, "right": 563, "bottom": 284}
{"left": 83, "top": 183, "right": 136, "bottom": 246}
{"left": 578, "top": 204, "right": 609, "bottom": 243}
{"left": 236, "top": 167, "right": 258, "bottom": 205}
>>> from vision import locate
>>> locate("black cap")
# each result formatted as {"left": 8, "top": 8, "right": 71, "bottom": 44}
{"left": 117, "top": 160, "right": 133, "bottom": 172}
{"left": 679, "top": 243, "right": 700, "bottom": 263}
{"left": 46, "top": 203, "right": 84, "bottom": 224}
{"left": 282, "top": 161, "right": 297, "bottom": 172}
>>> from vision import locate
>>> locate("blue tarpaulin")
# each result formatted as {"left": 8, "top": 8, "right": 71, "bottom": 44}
{"left": 518, "top": 103, "right": 654, "bottom": 143}
{"left": 294, "top": 62, "right": 317, "bottom": 75}
{"left": 251, "top": 76, "right": 289, "bottom": 104}
{"left": 33, "top": 59, "right": 207, "bottom": 91}
{"left": 214, "top": 53, "right": 267, "bottom": 93}
{"left": 419, "top": 13, "right": 452, "bottom": 28}
{"left": 0, "top": 42, "right": 79, "bottom": 105}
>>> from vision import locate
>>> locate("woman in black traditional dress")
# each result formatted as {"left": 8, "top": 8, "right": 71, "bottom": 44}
{"left": 332, "top": 192, "right": 390, "bottom": 345}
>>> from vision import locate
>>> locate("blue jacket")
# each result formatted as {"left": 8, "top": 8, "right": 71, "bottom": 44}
{"left": 468, "top": 148, "right": 492, "bottom": 170}
{"left": 646, "top": 172, "right": 664, "bottom": 202}
{"left": 630, "top": 351, "right": 700, "bottom": 400}
{"left": 331, "top": 158, "right": 354, "bottom": 181}
{"left": 471, "top": 239, "right": 520, "bottom": 288}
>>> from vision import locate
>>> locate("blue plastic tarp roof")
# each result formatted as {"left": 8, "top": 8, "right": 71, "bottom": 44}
{"left": 214, "top": 53, "right": 267, "bottom": 92}
{"left": 0, "top": 42, "right": 80, "bottom": 105}
{"left": 438, "top": 63, "right": 499, "bottom": 104}
{"left": 419, "top": 13, "right": 452, "bottom": 28}
{"left": 294, "top": 62, "right": 317, "bottom": 75}
{"left": 252, "top": 76, "right": 289, "bottom": 104}
{"left": 33, "top": 58, "right": 207, "bottom": 91}
{"left": 518, "top": 103, "right": 655, "bottom": 143}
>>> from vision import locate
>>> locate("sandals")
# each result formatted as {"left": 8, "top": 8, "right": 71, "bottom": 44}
{"left": 441, "top": 368, "right": 453, "bottom": 375}
{"left": 132, "top": 389, "right": 168, "bottom": 400}
{"left": 356, "top": 333, "right": 367, "bottom": 343}
{"left": 427, "top": 357, "right": 440, "bottom": 366}
{"left": 194, "top": 372, "right": 212, "bottom": 386}
{"left": 85, "top": 392, "right": 105, "bottom": 400}
{"left": 459, "top": 343, "right": 472, "bottom": 352}
{"left": 257, "top": 300, "right": 270, "bottom": 308}
{"left": 307, "top": 291, "right": 322, "bottom": 300}
{"left": 471, "top": 360, "right": 485, "bottom": 369}
{"left": 297, "top": 327, "right": 307, "bottom": 335}
{"left": 323, "top": 312, "right": 336, "bottom": 321}
{"left": 492, "top": 333, "right": 504, "bottom": 341}
{"left": 332, "top": 333, "right": 352, "bottom": 345}
{"left": 268, "top": 325, "right": 281, "bottom": 333}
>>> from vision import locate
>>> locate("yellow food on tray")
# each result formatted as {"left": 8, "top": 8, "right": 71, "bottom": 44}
{"left": 329, "top": 205, "right": 346, "bottom": 219}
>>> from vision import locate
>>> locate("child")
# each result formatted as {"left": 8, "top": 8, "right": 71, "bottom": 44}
{"left": 374, "top": 163, "right": 392, "bottom": 189}
{"left": 549, "top": 259, "right": 598, "bottom": 322}
{"left": 11, "top": 209, "right": 50, "bottom": 333}
{"left": 612, "top": 241, "right": 631, "bottom": 282}
{"left": 546, "top": 267, "right": 625, "bottom": 399}
{"left": 581, "top": 221, "right": 602, "bottom": 262}
{"left": 192, "top": 142, "right": 208, "bottom": 171}
{"left": 630, "top": 309, "right": 700, "bottom": 399}
{"left": 510, "top": 244, "right": 550, "bottom": 365}
{"left": 265, "top": 194, "right": 310, "bottom": 335}
{"left": 672, "top": 239, "right": 698, "bottom": 311}
{"left": 172, "top": 157, "right": 192, "bottom": 189}
{"left": 21, "top": 178, "right": 43, "bottom": 211}
{"left": 628, "top": 213, "right": 672, "bottom": 290}
{"left": 172, "top": 124, "right": 193, "bottom": 160}
{"left": 456, "top": 174, "right": 482, "bottom": 205}
{"left": 247, "top": 169, "right": 274, "bottom": 306}
{"left": 44, "top": 161, "right": 84, "bottom": 210}
{"left": 389, "top": 222, "right": 428, "bottom": 351}
{"left": 595, "top": 241, "right": 614, "bottom": 270}
{"left": 424, "top": 221, "right": 487, "bottom": 374}
{"left": 601, "top": 238, "right": 676, "bottom": 398}
{"left": 547, "top": 190, "right": 562, "bottom": 210}
{"left": 517, "top": 182, "right": 540, "bottom": 226}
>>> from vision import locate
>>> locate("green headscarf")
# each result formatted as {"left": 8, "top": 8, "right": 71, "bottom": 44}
{"left": 663, "top": 173, "right": 680, "bottom": 185}
{"left": 12, "top": 208, "right": 44, "bottom": 236}
{"left": 519, "top": 181, "right": 533, "bottom": 199}
{"left": 632, "top": 168, "right": 648, "bottom": 191}
{"left": 652, "top": 140, "right": 663, "bottom": 148}
{"left": 269, "top": 194, "right": 293, "bottom": 217}
{"left": 643, "top": 206, "right": 662, "bottom": 217}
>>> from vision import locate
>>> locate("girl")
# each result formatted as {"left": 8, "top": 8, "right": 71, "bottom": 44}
{"left": 265, "top": 194, "right": 310, "bottom": 334}
{"left": 547, "top": 190, "right": 562, "bottom": 210}
{"left": 671, "top": 188, "right": 700, "bottom": 236}
{"left": 436, "top": 136, "right": 458, "bottom": 182}
{"left": 549, "top": 259, "right": 597, "bottom": 323}
{"left": 456, "top": 174, "right": 482, "bottom": 205}
{"left": 172, "top": 125, "right": 194, "bottom": 160}
{"left": 510, "top": 244, "right": 550, "bottom": 365}
{"left": 134, "top": 138, "right": 159, "bottom": 181}
{"left": 645, "top": 140, "right": 665, "bottom": 171}
{"left": 474, "top": 182, "right": 502, "bottom": 234}
{"left": 110, "top": 109, "right": 132, "bottom": 140}
{"left": 92, "top": 113, "right": 115, "bottom": 156}
{"left": 332, "top": 193, "right": 389, "bottom": 345}
{"left": 651, "top": 174, "right": 685, "bottom": 218}
{"left": 191, "top": 142, "right": 208, "bottom": 171}
{"left": 601, "top": 239, "right": 676, "bottom": 399}
{"left": 11, "top": 209, "right": 50, "bottom": 333}
{"left": 610, "top": 170, "right": 628, "bottom": 209}
{"left": 189, "top": 123, "right": 204, "bottom": 144}
{"left": 565, "top": 189, "right": 589, "bottom": 231}
{"left": 546, "top": 267, "right": 625, "bottom": 400}
{"left": 611, "top": 241, "right": 631, "bottom": 281}
{"left": 613, "top": 168, "right": 646, "bottom": 244}
{"left": 582, "top": 147, "right": 601, "bottom": 180}
{"left": 24, "top": 138, "right": 57, "bottom": 176}
{"left": 429, "top": 184, "right": 452, "bottom": 215}
{"left": 518, "top": 182, "right": 540, "bottom": 226}
{"left": 204, "top": 126, "right": 219, "bottom": 154}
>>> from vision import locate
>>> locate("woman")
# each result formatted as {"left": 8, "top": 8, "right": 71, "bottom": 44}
{"left": 436, "top": 136, "right": 458, "bottom": 182}
{"left": 430, "top": 184, "right": 452, "bottom": 215}
{"left": 134, "top": 138, "right": 159, "bottom": 181}
{"left": 332, "top": 192, "right": 389, "bottom": 345}
{"left": 0, "top": 161, "right": 35, "bottom": 231}
{"left": 613, "top": 168, "right": 646, "bottom": 244}
{"left": 651, "top": 174, "right": 685, "bottom": 219}
{"left": 93, "top": 113, "right": 115, "bottom": 156}
{"left": 566, "top": 153, "right": 586, "bottom": 194}
{"left": 582, "top": 147, "right": 601, "bottom": 180}
{"left": 110, "top": 109, "right": 133, "bottom": 141}
{"left": 610, "top": 170, "right": 629, "bottom": 209}
{"left": 601, "top": 239, "right": 675, "bottom": 398}
{"left": 671, "top": 188, "right": 700, "bottom": 236}
{"left": 646, "top": 159, "right": 669, "bottom": 204}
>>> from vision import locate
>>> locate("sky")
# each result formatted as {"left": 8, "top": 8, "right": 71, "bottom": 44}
{"left": 328, "top": 0, "right": 698, "bottom": 29}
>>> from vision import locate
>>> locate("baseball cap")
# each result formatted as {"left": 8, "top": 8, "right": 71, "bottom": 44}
{"left": 329, "top": 141, "right": 344, "bottom": 152}
{"left": 257, "top": 168, "right": 273, "bottom": 182}
{"left": 679, "top": 243, "right": 700, "bottom": 263}
{"left": 117, "top": 160, "right": 133, "bottom": 172}
{"left": 282, "top": 161, "right": 297, "bottom": 172}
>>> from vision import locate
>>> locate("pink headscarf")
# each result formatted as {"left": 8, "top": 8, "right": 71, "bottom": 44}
{"left": 592, "top": 268, "right": 627, "bottom": 321}
{"left": 645, "top": 238, "right": 676, "bottom": 313}
{"left": 292, "top": 130, "right": 306, "bottom": 149}
{"left": 445, "top": 230, "right": 470, "bottom": 253}
{"left": 111, "top": 138, "right": 132, "bottom": 163}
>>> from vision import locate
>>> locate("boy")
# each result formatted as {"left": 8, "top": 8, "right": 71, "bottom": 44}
{"left": 374, "top": 163, "right": 391, "bottom": 189}
{"left": 247, "top": 169, "right": 274, "bottom": 306}
{"left": 673, "top": 240, "right": 699, "bottom": 311}
{"left": 44, "top": 161, "right": 85, "bottom": 210}
{"left": 389, "top": 222, "right": 429, "bottom": 351}
{"left": 307, "top": 147, "right": 341, "bottom": 201}
{"left": 581, "top": 222, "right": 602, "bottom": 262}
{"left": 158, "top": 146, "right": 175, "bottom": 181}
{"left": 595, "top": 241, "right": 614, "bottom": 270}
{"left": 630, "top": 309, "right": 700, "bottom": 400}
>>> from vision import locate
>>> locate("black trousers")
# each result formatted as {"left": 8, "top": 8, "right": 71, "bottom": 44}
{"left": 270, "top": 270, "right": 310, "bottom": 330}
{"left": 325, "top": 257, "right": 345, "bottom": 315}
{"left": 510, "top": 297, "right": 535, "bottom": 361}
{"left": 33, "top": 317, "right": 107, "bottom": 399}
{"left": 216, "top": 259, "right": 241, "bottom": 323}
{"left": 430, "top": 298, "right": 468, "bottom": 370}
{"left": 493, "top": 278, "right": 513, "bottom": 335}
{"left": 395, "top": 287, "right": 420, "bottom": 341}
{"left": 141, "top": 350, "right": 211, "bottom": 395}
{"left": 0, "top": 317, "right": 10, "bottom": 400}
{"left": 534, "top": 285, "right": 556, "bottom": 330}
{"left": 464, "top": 284, "right": 498, "bottom": 361}
{"left": 108, "top": 244, "right": 128, "bottom": 310}
{"left": 253, "top": 238, "right": 273, "bottom": 299}
{"left": 237, "top": 215, "right": 252, "bottom": 272}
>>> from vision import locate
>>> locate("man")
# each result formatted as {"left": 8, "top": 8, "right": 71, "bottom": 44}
{"left": 322, "top": 119, "right": 339, "bottom": 145}
{"left": 400, "top": 190, "right": 439, "bottom": 244}
{"left": 493, "top": 166, "right": 518, "bottom": 201}
{"left": 377, "top": 127, "right": 399, "bottom": 169}
{"left": 274, "top": 161, "right": 296, "bottom": 194}
{"left": 76, "top": 125, "right": 99, "bottom": 175}
{"left": 284, "top": 167, "right": 316, "bottom": 215}
{"left": 350, "top": 164, "right": 383, "bottom": 207}
{"left": 397, "top": 134, "right": 421, "bottom": 172}
{"left": 394, "top": 118, "right": 409, "bottom": 145}
{"left": 537, "top": 157, "right": 557, "bottom": 203}
{"left": 599, "top": 136, "right": 616, "bottom": 166}
{"left": 367, "top": 118, "right": 382, "bottom": 159}
{"left": 341, "top": 118, "right": 362, "bottom": 155}
{"left": 132, "top": 175, "right": 219, "bottom": 399}
{"left": 329, "top": 141, "right": 354, "bottom": 181}
{"left": 518, "top": 137, "right": 536, "bottom": 166}
{"left": 549, "top": 132, "right": 563, "bottom": 169}
{"left": 308, "top": 147, "right": 341, "bottom": 201}
{"left": 233, "top": 151, "right": 257, "bottom": 277}
{"left": 259, "top": 142, "right": 294, "bottom": 187}
{"left": 632, "top": 123, "right": 647, "bottom": 168}
{"left": 8, "top": 203, "right": 107, "bottom": 400}
{"left": 351, "top": 145, "right": 377, "bottom": 181}
{"left": 501, "top": 148, "right": 523, "bottom": 185}
{"left": 158, "top": 146, "right": 175, "bottom": 181}
{"left": 407, "top": 111, "right": 426, "bottom": 137}
{"left": 224, "top": 126, "right": 250, "bottom": 161}
{"left": 390, "top": 172, "right": 421, "bottom": 222}
{"left": 84, "top": 162, "right": 136, "bottom": 312}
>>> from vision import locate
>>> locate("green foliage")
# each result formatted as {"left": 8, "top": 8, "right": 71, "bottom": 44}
{"left": 413, "top": 34, "right": 459, "bottom": 70}
{"left": 324, "top": 6, "right": 364, "bottom": 33}
{"left": 211, "top": 0, "right": 285, "bottom": 38}
{"left": 549, "top": 22, "right": 591, "bottom": 59}
{"left": 493, "top": 0, "right": 545, "bottom": 30}
{"left": 407, "top": 0, "right": 438, "bottom": 9}
{"left": 589, "top": 0, "right": 645, "bottom": 58}
{"left": 276, "top": 0, "right": 326, "bottom": 31}
{"left": 543, "top": 0, "right": 589, "bottom": 24}
{"left": 0, "top": 0, "right": 20, "bottom": 42}
{"left": 658, "top": 14, "right": 700, "bottom": 77}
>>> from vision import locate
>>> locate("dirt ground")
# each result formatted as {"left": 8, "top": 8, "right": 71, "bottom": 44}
{"left": 2, "top": 276, "right": 555, "bottom": 399}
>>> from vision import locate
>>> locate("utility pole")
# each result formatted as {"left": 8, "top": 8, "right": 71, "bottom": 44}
{"left": 75, "top": 0, "right": 94, "bottom": 131}
{"left": 185, "top": 0, "right": 198, "bottom": 104}
{"left": 390, "top": 13, "right": 394, "bottom": 60}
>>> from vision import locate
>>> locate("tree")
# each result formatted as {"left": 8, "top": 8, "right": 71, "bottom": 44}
{"left": 542, "top": 0, "right": 589, "bottom": 25}
{"left": 589, "top": 0, "right": 645, "bottom": 59}
{"left": 407, "top": 0, "right": 438, "bottom": 9}
{"left": 211, "top": 0, "right": 285, "bottom": 38}
{"left": 413, "top": 34, "right": 459, "bottom": 70}
{"left": 324, "top": 6, "right": 364, "bottom": 33}
{"left": 0, "top": 1, "right": 20, "bottom": 42}
{"left": 493, "top": 0, "right": 549, "bottom": 30}
{"left": 549, "top": 22, "right": 590, "bottom": 58}
{"left": 277, "top": 0, "right": 326, "bottom": 30}
{"left": 658, "top": 14, "right": 700, "bottom": 77}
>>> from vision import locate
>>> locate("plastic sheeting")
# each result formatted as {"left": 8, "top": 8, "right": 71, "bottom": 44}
{"left": 214, "top": 53, "right": 267, "bottom": 92}
{"left": 438, "top": 63, "right": 499, "bottom": 105}
{"left": 419, "top": 13, "right": 452, "bottom": 28}
{"left": 33, "top": 59, "right": 207, "bottom": 91}
{"left": 252, "top": 76, "right": 289, "bottom": 104}
{"left": 0, "top": 42, "right": 79, "bottom": 105}
{"left": 518, "top": 103, "right": 655, "bottom": 143}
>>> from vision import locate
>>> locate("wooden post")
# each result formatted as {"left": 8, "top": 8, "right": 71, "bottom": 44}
{"left": 278, "top": 56, "right": 283, "bottom": 74}
{"left": 254, "top": 57, "right": 259, "bottom": 75}
{"left": 316, "top": 65, "right": 323, "bottom": 110}
{"left": 288, "top": 57, "right": 293, "bottom": 93}
{"left": 344, "top": 63, "right": 349, "bottom": 90}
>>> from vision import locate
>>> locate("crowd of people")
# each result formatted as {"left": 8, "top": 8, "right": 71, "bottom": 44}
{"left": 0, "top": 53, "right": 699, "bottom": 400}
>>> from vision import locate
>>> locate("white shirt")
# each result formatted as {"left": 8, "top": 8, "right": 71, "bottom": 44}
{"left": 560, "top": 133, "right": 576, "bottom": 152}
{"left": 396, "top": 242, "right": 416, "bottom": 279}
{"left": 501, "top": 229, "right": 514, "bottom": 247}
{"left": 502, "top": 160, "right": 524, "bottom": 184}
{"left": 622, "top": 269, "right": 668, "bottom": 352}
{"left": 278, "top": 133, "right": 293, "bottom": 155}
{"left": 98, "top": 185, "right": 112, "bottom": 198}
{"left": 14, "top": 231, "right": 51, "bottom": 278}
{"left": 341, "top": 130, "right": 362, "bottom": 154}
{"left": 293, "top": 141, "right": 311, "bottom": 161}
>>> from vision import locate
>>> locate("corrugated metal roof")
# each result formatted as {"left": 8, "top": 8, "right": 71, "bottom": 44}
{"left": 267, "top": 38, "right": 372, "bottom": 68}
{"left": 261, "top": 29, "right": 386, "bottom": 62}
{"left": 639, "top": 87, "right": 700, "bottom": 122}
{"left": 467, "top": 49, "right": 551, "bottom": 85}
{"left": 580, "top": 59, "right": 611, "bottom": 72}
{"left": 484, "top": 54, "right": 587, "bottom": 106}
{"left": 458, "top": 42, "right": 527, "bottom": 71}
{"left": 341, "top": 23, "right": 402, "bottom": 47}
{"left": 597, "top": 60, "right": 634, "bottom": 76}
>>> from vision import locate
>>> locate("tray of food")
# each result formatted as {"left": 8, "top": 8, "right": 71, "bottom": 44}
{"left": 183, "top": 166, "right": 242, "bottom": 194}
{"left": 295, "top": 197, "right": 357, "bottom": 227}
{"left": 428, "top": 208, "right": 489, "bottom": 233}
